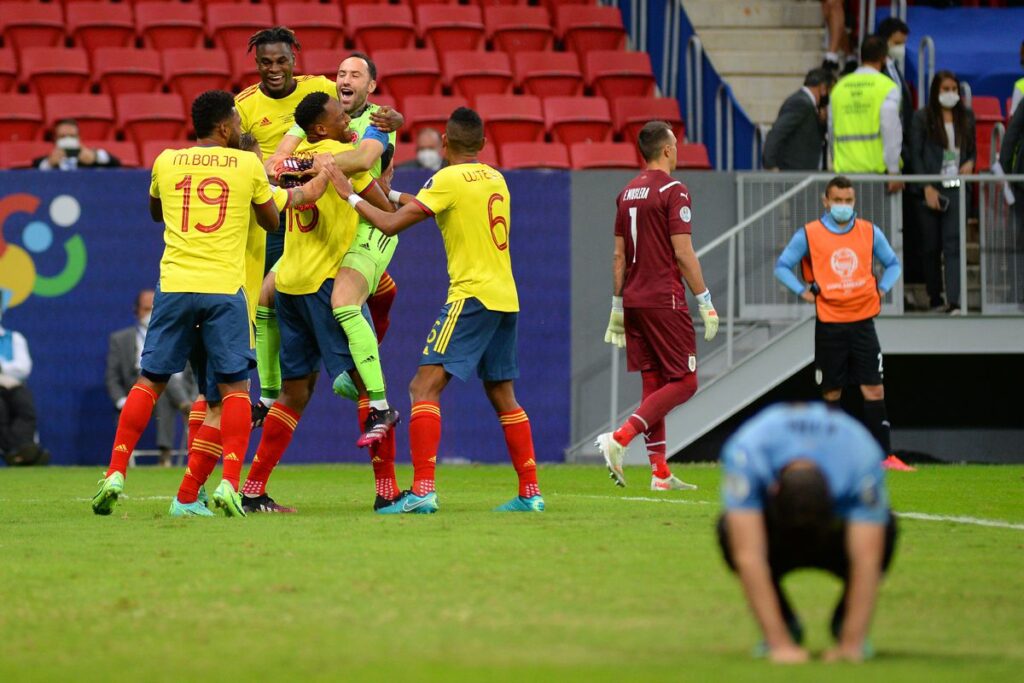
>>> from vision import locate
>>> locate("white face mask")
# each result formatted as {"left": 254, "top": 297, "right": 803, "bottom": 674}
{"left": 888, "top": 44, "right": 906, "bottom": 62}
{"left": 939, "top": 91, "right": 960, "bottom": 109}
{"left": 417, "top": 148, "right": 442, "bottom": 170}
{"left": 139, "top": 313, "right": 151, "bottom": 329}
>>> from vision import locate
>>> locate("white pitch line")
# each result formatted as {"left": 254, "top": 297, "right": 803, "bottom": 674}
{"left": 71, "top": 495, "right": 174, "bottom": 502}
{"left": 556, "top": 493, "right": 710, "bottom": 505}
{"left": 896, "top": 512, "right": 1024, "bottom": 531}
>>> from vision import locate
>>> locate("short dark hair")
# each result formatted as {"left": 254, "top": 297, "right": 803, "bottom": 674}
{"left": 803, "top": 68, "right": 833, "bottom": 88}
{"left": 346, "top": 51, "right": 377, "bottom": 81}
{"left": 637, "top": 121, "right": 674, "bottom": 161}
{"left": 860, "top": 34, "right": 889, "bottom": 64}
{"left": 239, "top": 132, "right": 259, "bottom": 153}
{"left": 877, "top": 17, "right": 910, "bottom": 41}
{"left": 247, "top": 26, "right": 301, "bottom": 54}
{"left": 772, "top": 461, "right": 833, "bottom": 533}
{"left": 192, "top": 90, "right": 236, "bottom": 139}
{"left": 825, "top": 175, "right": 854, "bottom": 197}
{"left": 294, "top": 91, "right": 331, "bottom": 133}
{"left": 446, "top": 107, "right": 484, "bottom": 153}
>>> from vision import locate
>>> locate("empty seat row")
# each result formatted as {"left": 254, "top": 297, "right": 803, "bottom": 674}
{"left": 0, "top": 2, "right": 622, "bottom": 56}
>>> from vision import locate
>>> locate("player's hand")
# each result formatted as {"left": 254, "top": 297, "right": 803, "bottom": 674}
{"left": 276, "top": 156, "right": 315, "bottom": 188}
{"left": 370, "top": 106, "right": 404, "bottom": 133}
{"left": 698, "top": 302, "right": 719, "bottom": 341}
{"left": 265, "top": 153, "right": 288, "bottom": 181}
{"left": 311, "top": 152, "right": 336, "bottom": 174}
{"left": 800, "top": 289, "right": 816, "bottom": 303}
{"left": 768, "top": 644, "right": 810, "bottom": 664}
{"left": 330, "top": 171, "right": 355, "bottom": 200}
{"left": 604, "top": 297, "right": 625, "bottom": 348}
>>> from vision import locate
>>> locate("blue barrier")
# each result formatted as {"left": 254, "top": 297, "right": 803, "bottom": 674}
{"left": 0, "top": 168, "right": 571, "bottom": 466}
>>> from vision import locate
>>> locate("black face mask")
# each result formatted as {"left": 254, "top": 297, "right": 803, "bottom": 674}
{"left": 819, "top": 93, "right": 830, "bottom": 108}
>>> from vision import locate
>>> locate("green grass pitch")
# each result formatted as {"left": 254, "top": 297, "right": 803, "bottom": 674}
{"left": 1, "top": 464, "right": 1022, "bottom": 682}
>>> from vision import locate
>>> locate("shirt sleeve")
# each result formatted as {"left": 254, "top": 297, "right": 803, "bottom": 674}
{"left": 3, "top": 332, "right": 32, "bottom": 383}
{"left": 774, "top": 228, "right": 810, "bottom": 295}
{"left": 721, "top": 436, "right": 765, "bottom": 511}
{"left": 667, "top": 187, "right": 693, "bottom": 235}
{"left": 271, "top": 186, "right": 289, "bottom": 213}
{"left": 872, "top": 225, "right": 902, "bottom": 293}
{"left": 880, "top": 83, "right": 903, "bottom": 174}
{"left": 285, "top": 123, "right": 307, "bottom": 141}
{"left": 414, "top": 172, "right": 455, "bottom": 216}
{"left": 350, "top": 170, "right": 373, "bottom": 194}
{"left": 250, "top": 157, "right": 274, "bottom": 206}
{"left": 148, "top": 154, "right": 161, "bottom": 198}
{"left": 613, "top": 195, "right": 625, "bottom": 237}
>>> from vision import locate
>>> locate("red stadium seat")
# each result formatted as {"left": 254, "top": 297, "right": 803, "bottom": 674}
{"left": 403, "top": 94, "right": 469, "bottom": 142}
{"left": 0, "top": 47, "right": 17, "bottom": 93}
{"left": 542, "top": 0, "right": 593, "bottom": 12}
{"left": 230, "top": 49, "right": 260, "bottom": 89}
{"left": 514, "top": 51, "right": 583, "bottom": 98}
{"left": 373, "top": 50, "right": 441, "bottom": 103}
{"left": 19, "top": 48, "right": 91, "bottom": 97}
{"left": 66, "top": 3, "right": 135, "bottom": 55}
{"left": 585, "top": 50, "right": 656, "bottom": 100}
{"left": 544, "top": 96, "right": 612, "bottom": 145}
{"left": 347, "top": 5, "right": 416, "bottom": 53}
{"left": 162, "top": 49, "right": 233, "bottom": 109}
{"left": 484, "top": 7, "right": 554, "bottom": 56}
{"left": 0, "top": 4, "right": 64, "bottom": 51}
{"left": 117, "top": 93, "right": 187, "bottom": 147}
{"left": 973, "top": 96, "right": 1003, "bottom": 172}
{"left": 0, "top": 93, "right": 43, "bottom": 141}
{"left": 0, "top": 141, "right": 52, "bottom": 169}
{"left": 135, "top": 3, "right": 205, "bottom": 50}
{"left": 500, "top": 141, "right": 570, "bottom": 169}
{"left": 44, "top": 94, "right": 116, "bottom": 140}
{"left": 418, "top": 5, "right": 485, "bottom": 54}
{"left": 570, "top": 142, "right": 638, "bottom": 169}
{"left": 371, "top": 94, "right": 397, "bottom": 111}
{"left": 141, "top": 138, "right": 193, "bottom": 168}
{"left": 86, "top": 140, "right": 140, "bottom": 167}
{"left": 613, "top": 97, "right": 685, "bottom": 143}
{"left": 206, "top": 5, "right": 274, "bottom": 52}
{"left": 391, "top": 141, "right": 416, "bottom": 167}
{"left": 972, "top": 96, "right": 1003, "bottom": 123}
{"left": 677, "top": 143, "right": 711, "bottom": 170}
{"left": 476, "top": 141, "right": 499, "bottom": 167}
{"left": 272, "top": 5, "right": 344, "bottom": 50}
{"left": 93, "top": 48, "right": 164, "bottom": 97}
{"left": 475, "top": 94, "right": 544, "bottom": 145}
{"left": 298, "top": 49, "right": 341, "bottom": 80}
{"left": 556, "top": 6, "right": 626, "bottom": 55}
{"left": 443, "top": 51, "right": 513, "bottom": 101}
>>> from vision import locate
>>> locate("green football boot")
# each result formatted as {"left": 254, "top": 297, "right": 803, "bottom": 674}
{"left": 197, "top": 485, "right": 209, "bottom": 507}
{"left": 212, "top": 479, "right": 247, "bottom": 517}
{"left": 91, "top": 471, "right": 124, "bottom": 516}
{"left": 494, "top": 495, "right": 545, "bottom": 512}
{"left": 169, "top": 498, "right": 215, "bottom": 517}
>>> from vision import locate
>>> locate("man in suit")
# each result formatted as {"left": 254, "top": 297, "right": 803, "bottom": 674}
{"left": 106, "top": 290, "right": 194, "bottom": 466}
{"left": 763, "top": 69, "right": 833, "bottom": 171}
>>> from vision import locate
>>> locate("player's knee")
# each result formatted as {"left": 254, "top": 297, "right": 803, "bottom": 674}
{"left": 409, "top": 372, "right": 443, "bottom": 403}
{"left": 259, "top": 273, "right": 276, "bottom": 307}
{"left": 822, "top": 388, "right": 842, "bottom": 403}
{"left": 484, "top": 381, "right": 518, "bottom": 412}
{"left": 860, "top": 384, "right": 884, "bottom": 401}
{"left": 280, "top": 378, "right": 312, "bottom": 412}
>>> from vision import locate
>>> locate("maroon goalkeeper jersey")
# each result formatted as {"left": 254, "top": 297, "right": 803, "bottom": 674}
{"left": 614, "top": 169, "right": 693, "bottom": 310}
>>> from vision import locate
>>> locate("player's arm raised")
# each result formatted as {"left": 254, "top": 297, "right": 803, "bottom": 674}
{"left": 671, "top": 233, "right": 719, "bottom": 341}
{"left": 328, "top": 172, "right": 426, "bottom": 236}
{"left": 312, "top": 138, "right": 385, "bottom": 175}
{"left": 266, "top": 133, "right": 303, "bottom": 178}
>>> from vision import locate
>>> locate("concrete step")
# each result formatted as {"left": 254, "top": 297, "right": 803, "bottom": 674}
{"left": 967, "top": 241, "right": 980, "bottom": 266}
{"left": 742, "top": 99, "right": 788, "bottom": 126}
{"left": 685, "top": 0, "right": 822, "bottom": 28}
{"left": 723, "top": 75, "right": 806, "bottom": 101}
{"left": 698, "top": 27, "right": 825, "bottom": 52}
{"left": 710, "top": 49, "right": 821, "bottom": 76}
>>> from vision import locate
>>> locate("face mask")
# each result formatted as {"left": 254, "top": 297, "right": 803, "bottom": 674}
{"left": 829, "top": 204, "right": 855, "bottom": 224}
{"left": 417, "top": 148, "right": 441, "bottom": 170}
{"left": 888, "top": 44, "right": 906, "bottom": 62}
{"left": 938, "top": 91, "right": 960, "bottom": 109}
{"left": 818, "top": 93, "right": 829, "bottom": 108}
{"left": 139, "top": 313, "right": 151, "bottom": 329}
{"left": 56, "top": 135, "right": 80, "bottom": 157}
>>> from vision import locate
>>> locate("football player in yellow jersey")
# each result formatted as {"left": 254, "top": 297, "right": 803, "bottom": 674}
{"left": 91, "top": 91, "right": 279, "bottom": 519}
{"left": 241, "top": 92, "right": 400, "bottom": 511}
{"left": 332, "top": 107, "right": 544, "bottom": 514}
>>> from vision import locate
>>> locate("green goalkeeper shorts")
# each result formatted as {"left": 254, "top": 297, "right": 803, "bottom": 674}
{"left": 341, "top": 222, "right": 398, "bottom": 295}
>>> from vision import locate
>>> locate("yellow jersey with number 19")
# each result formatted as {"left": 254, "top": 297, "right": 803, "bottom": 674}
{"left": 150, "top": 146, "right": 274, "bottom": 295}
{"left": 275, "top": 137, "right": 373, "bottom": 296}
{"left": 235, "top": 75, "right": 337, "bottom": 157}
{"left": 244, "top": 185, "right": 289, "bottom": 322}
{"left": 413, "top": 163, "right": 518, "bottom": 312}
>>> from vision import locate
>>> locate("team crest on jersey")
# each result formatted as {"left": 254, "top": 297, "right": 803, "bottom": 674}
{"left": 423, "top": 176, "right": 435, "bottom": 190}
{"left": 688, "top": 354, "right": 696, "bottom": 372}
{"left": 830, "top": 247, "right": 858, "bottom": 280}
{"left": 680, "top": 206, "right": 691, "bottom": 222}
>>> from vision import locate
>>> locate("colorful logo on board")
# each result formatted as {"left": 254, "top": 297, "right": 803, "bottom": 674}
{"left": 0, "top": 193, "right": 87, "bottom": 309}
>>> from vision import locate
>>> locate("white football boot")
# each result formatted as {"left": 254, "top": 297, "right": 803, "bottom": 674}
{"left": 650, "top": 474, "right": 698, "bottom": 491}
{"left": 594, "top": 432, "right": 627, "bottom": 487}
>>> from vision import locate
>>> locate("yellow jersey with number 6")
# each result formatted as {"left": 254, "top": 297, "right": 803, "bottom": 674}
{"left": 150, "top": 146, "right": 274, "bottom": 295}
{"left": 413, "top": 163, "right": 518, "bottom": 312}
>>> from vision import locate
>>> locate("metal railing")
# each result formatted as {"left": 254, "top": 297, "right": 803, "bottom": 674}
{"left": 918, "top": 36, "right": 936, "bottom": 109}
{"left": 684, "top": 34, "right": 704, "bottom": 144}
{"left": 714, "top": 84, "right": 735, "bottom": 171}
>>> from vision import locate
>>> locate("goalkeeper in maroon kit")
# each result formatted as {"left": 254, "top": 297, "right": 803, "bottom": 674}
{"left": 596, "top": 121, "right": 719, "bottom": 490}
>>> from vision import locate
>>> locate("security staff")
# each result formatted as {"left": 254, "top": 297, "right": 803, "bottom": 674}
{"left": 773, "top": 176, "right": 912, "bottom": 472}
{"left": 829, "top": 35, "right": 903, "bottom": 193}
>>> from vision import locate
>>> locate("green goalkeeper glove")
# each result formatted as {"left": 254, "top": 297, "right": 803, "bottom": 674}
{"left": 695, "top": 290, "right": 719, "bottom": 341}
{"left": 604, "top": 296, "right": 625, "bottom": 348}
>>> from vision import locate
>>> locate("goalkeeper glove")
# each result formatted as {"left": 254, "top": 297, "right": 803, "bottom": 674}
{"left": 604, "top": 296, "right": 625, "bottom": 348}
{"left": 275, "top": 156, "right": 315, "bottom": 188}
{"left": 695, "top": 290, "right": 719, "bottom": 341}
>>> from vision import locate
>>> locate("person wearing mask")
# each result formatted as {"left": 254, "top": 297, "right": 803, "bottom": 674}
{"left": 878, "top": 16, "right": 913, "bottom": 139}
{"left": 829, "top": 35, "right": 903, "bottom": 193}
{"left": 399, "top": 127, "right": 444, "bottom": 171}
{"left": 763, "top": 68, "right": 834, "bottom": 171}
{"left": 909, "top": 71, "right": 976, "bottom": 315}
{"left": 33, "top": 119, "right": 120, "bottom": 171}
{"left": 105, "top": 290, "right": 195, "bottom": 466}
{"left": 0, "top": 288, "right": 48, "bottom": 466}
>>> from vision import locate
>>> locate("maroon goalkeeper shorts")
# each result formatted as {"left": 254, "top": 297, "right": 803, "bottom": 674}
{"left": 624, "top": 307, "right": 697, "bottom": 380}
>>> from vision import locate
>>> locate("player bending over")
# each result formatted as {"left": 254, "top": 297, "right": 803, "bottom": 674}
{"left": 330, "top": 107, "right": 543, "bottom": 514}
{"left": 597, "top": 121, "right": 719, "bottom": 490}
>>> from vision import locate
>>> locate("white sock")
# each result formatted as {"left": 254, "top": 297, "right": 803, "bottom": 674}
{"left": 370, "top": 399, "right": 389, "bottom": 411}
{"left": 259, "top": 396, "right": 275, "bottom": 408}
{"left": 824, "top": 51, "right": 839, "bottom": 63}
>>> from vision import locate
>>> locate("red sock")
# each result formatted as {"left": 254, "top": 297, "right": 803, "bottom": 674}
{"left": 499, "top": 408, "right": 540, "bottom": 498}
{"left": 638, "top": 371, "right": 670, "bottom": 478}
{"left": 106, "top": 383, "right": 160, "bottom": 477}
{"left": 371, "top": 427, "right": 398, "bottom": 499}
{"left": 177, "top": 425, "right": 221, "bottom": 504}
{"left": 357, "top": 395, "right": 370, "bottom": 429}
{"left": 242, "top": 403, "right": 300, "bottom": 496}
{"left": 219, "top": 392, "right": 253, "bottom": 490}
{"left": 368, "top": 271, "right": 397, "bottom": 344}
{"left": 409, "top": 401, "right": 440, "bottom": 496}
{"left": 187, "top": 399, "right": 207, "bottom": 453}
{"left": 614, "top": 373, "right": 698, "bottom": 448}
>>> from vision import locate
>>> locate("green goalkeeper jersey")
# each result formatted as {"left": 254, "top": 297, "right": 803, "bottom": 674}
{"left": 286, "top": 101, "right": 396, "bottom": 180}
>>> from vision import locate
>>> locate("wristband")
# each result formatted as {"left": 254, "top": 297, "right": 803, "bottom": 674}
{"left": 695, "top": 289, "right": 713, "bottom": 306}
{"left": 388, "top": 189, "right": 403, "bottom": 203}
{"left": 347, "top": 195, "right": 364, "bottom": 208}
{"left": 611, "top": 295, "right": 623, "bottom": 312}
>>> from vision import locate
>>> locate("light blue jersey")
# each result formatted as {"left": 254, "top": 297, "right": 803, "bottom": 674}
{"left": 721, "top": 403, "right": 889, "bottom": 524}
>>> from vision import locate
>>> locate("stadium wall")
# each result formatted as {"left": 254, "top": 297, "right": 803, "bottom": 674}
{"left": 0, "top": 169, "right": 570, "bottom": 466}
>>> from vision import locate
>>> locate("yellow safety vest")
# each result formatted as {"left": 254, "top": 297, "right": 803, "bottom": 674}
{"left": 1014, "top": 77, "right": 1024, "bottom": 113}
{"left": 831, "top": 71, "right": 896, "bottom": 173}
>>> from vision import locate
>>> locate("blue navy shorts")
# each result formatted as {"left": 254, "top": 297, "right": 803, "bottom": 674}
{"left": 420, "top": 297, "right": 519, "bottom": 382}
{"left": 141, "top": 287, "right": 255, "bottom": 382}
{"left": 276, "top": 278, "right": 360, "bottom": 381}
{"left": 264, "top": 216, "right": 285, "bottom": 276}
